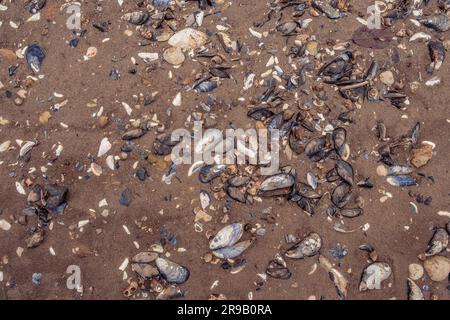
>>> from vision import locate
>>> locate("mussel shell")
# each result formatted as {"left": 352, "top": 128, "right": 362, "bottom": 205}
{"left": 285, "top": 233, "right": 322, "bottom": 259}
{"left": 340, "top": 208, "right": 363, "bottom": 218}
{"left": 359, "top": 262, "right": 392, "bottom": 291}
{"left": 296, "top": 183, "right": 321, "bottom": 199}
{"left": 276, "top": 21, "right": 298, "bottom": 36}
{"left": 28, "top": 0, "right": 46, "bottom": 14}
{"left": 155, "top": 257, "right": 190, "bottom": 284}
{"left": 335, "top": 160, "right": 354, "bottom": 185}
{"left": 156, "top": 286, "right": 184, "bottom": 300}
{"left": 212, "top": 240, "right": 252, "bottom": 259}
{"left": 332, "top": 127, "right": 347, "bottom": 156}
{"left": 131, "top": 252, "right": 159, "bottom": 279}
{"left": 195, "top": 81, "right": 217, "bottom": 93}
{"left": 289, "top": 131, "right": 307, "bottom": 154}
{"left": 226, "top": 186, "right": 247, "bottom": 203}
{"left": 247, "top": 108, "right": 275, "bottom": 121}
{"left": 122, "top": 129, "right": 145, "bottom": 140}
{"left": 386, "top": 175, "right": 416, "bottom": 187}
{"left": 228, "top": 175, "right": 251, "bottom": 188}
{"left": 26, "top": 44, "right": 45, "bottom": 73}
{"left": 428, "top": 40, "right": 446, "bottom": 72}
{"left": 331, "top": 182, "right": 351, "bottom": 208}
{"left": 153, "top": 134, "right": 181, "bottom": 156}
{"left": 426, "top": 228, "right": 449, "bottom": 256}
{"left": 305, "top": 136, "right": 328, "bottom": 160}
{"left": 419, "top": 14, "right": 450, "bottom": 32}
{"left": 259, "top": 173, "right": 296, "bottom": 197}
{"left": 267, "top": 113, "right": 284, "bottom": 134}
{"left": 266, "top": 260, "right": 292, "bottom": 280}
{"left": 209, "top": 222, "right": 244, "bottom": 250}
{"left": 122, "top": 11, "right": 150, "bottom": 25}
{"left": 199, "top": 164, "right": 225, "bottom": 183}
{"left": 43, "top": 185, "right": 68, "bottom": 210}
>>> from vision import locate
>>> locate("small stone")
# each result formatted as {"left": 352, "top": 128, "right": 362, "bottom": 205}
{"left": 25, "top": 230, "right": 45, "bottom": 248}
{"left": 423, "top": 255, "right": 450, "bottom": 282}
{"left": 306, "top": 41, "right": 318, "bottom": 56}
{"left": 98, "top": 116, "right": 109, "bottom": 128}
{"left": 380, "top": 71, "right": 395, "bottom": 86}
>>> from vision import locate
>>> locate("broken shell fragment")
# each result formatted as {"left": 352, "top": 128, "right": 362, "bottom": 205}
{"left": 407, "top": 279, "right": 424, "bottom": 300}
{"left": 319, "top": 255, "right": 348, "bottom": 300}
{"left": 359, "top": 262, "right": 392, "bottom": 291}
{"left": 122, "top": 11, "right": 149, "bottom": 25}
{"left": 285, "top": 233, "right": 322, "bottom": 259}
{"left": 426, "top": 228, "right": 449, "bottom": 256}
{"left": 386, "top": 175, "right": 417, "bottom": 187}
{"left": 155, "top": 257, "right": 190, "bottom": 284}
{"left": 131, "top": 252, "right": 159, "bottom": 279}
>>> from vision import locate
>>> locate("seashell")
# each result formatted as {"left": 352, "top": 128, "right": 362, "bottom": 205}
{"left": 386, "top": 175, "right": 417, "bottom": 187}
{"left": 138, "top": 52, "right": 159, "bottom": 63}
{"left": 216, "top": 32, "right": 237, "bottom": 53}
{"left": 199, "top": 190, "right": 211, "bottom": 210}
{"left": 247, "top": 108, "right": 274, "bottom": 121}
{"left": 91, "top": 163, "right": 103, "bottom": 176}
{"left": 312, "top": 0, "right": 341, "bottom": 19}
{"left": 335, "top": 160, "right": 354, "bottom": 185}
{"left": 0, "top": 140, "right": 11, "bottom": 152}
{"left": 155, "top": 257, "right": 190, "bottom": 284}
{"left": 97, "top": 137, "right": 111, "bottom": 157}
{"left": 426, "top": 228, "right": 449, "bottom": 256}
{"left": 0, "top": 219, "right": 11, "bottom": 231}
{"left": 285, "top": 233, "right": 322, "bottom": 259}
{"left": 226, "top": 186, "right": 247, "bottom": 203}
{"left": 266, "top": 258, "right": 291, "bottom": 280}
{"left": 153, "top": 133, "right": 180, "bottom": 156}
{"left": 331, "top": 182, "right": 351, "bottom": 208}
{"left": 259, "top": 173, "right": 296, "bottom": 197}
{"left": 85, "top": 47, "right": 97, "bottom": 59}
{"left": 28, "top": 0, "right": 46, "bottom": 15}
{"left": 209, "top": 222, "right": 244, "bottom": 250}
{"left": 423, "top": 255, "right": 450, "bottom": 282}
{"left": 307, "top": 172, "right": 318, "bottom": 190}
{"left": 340, "top": 208, "right": 363, "bottom": 218}
{"left": 131, "top": 252, "right": 159, "bottom": 279}
{"left": 16, "top": 182, "right": 26, "bottom": 195}
{"left": 377, "top": 165, "right": 414, "bottom": 177}
{"left": 44, "top": 184, "right": 68, "bottom": 210}
{"left": 195, "top": 81, "right": 217, "bottom": 93}
{"left": 198, "top": 164, "right": 225, "bottom": 183}
{"left": 212, "top": 240, "right": 252, "bottom": 259}
{"left": 122, "top": 129, "right": 145, "bottom": 141}
{"left": 319, "top": 255, "right": 348, "bottom": 299}
{"left": 407, "top": 279, "right": 424, "bottom": 300}
{"left": 359, "top": 262, "right": 392, "bottom": 291}
{"left": 156, "top": 286, "right": 184, "bottom": 300}
{"left": 276, "top": 21, "right": 298, "bottom": 36}
{"left": 296, "top": 183, "right": 321, "bottom": 199}
{"left": 122, "top": 11, "right": 149, "bottom": 25}
{"left": 418, "top": 14, "right": 450, "bottom": 32}
{"left": 168, "top": 28, "right": 208, "bottom": 50}
{"left": 228, "top": 176, "right": 251, "bottom": 188}
{"left": 409, "top": 32, "right": 431, "bottom": 42}
{"left": 163, "top": 47, "right": 185, "bottom": 65}
{"left": 25, "top": 44, "right": 45, "bottom": 73}
{"left": 305, "top": 136, "right": 328, "bottom": 161}
{"left": 209, "top": 66, "right": 230, "bottom": 79}
{"left": 106, "top": 155, "right": 116, "bottom": 170}
{"left": 153, "top": 0, "right": 174, "bottom": 7}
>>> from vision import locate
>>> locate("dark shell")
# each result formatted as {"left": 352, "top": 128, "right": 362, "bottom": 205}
{"left": 410, "top": 122, "right": 420, "bottom": 145}
{"left": 156, "top": 286, "right": 185, "bottom": 300}
{"left": 267, "top": 113, "right": 284, "bottom": 134}
{"left": 419, "top": 14, "right": 450, "bottom": 32}
{"left": 340, "top": 208, "right": 363, "bottom": 218}
{"left": 122, "top": 129, "right": 146, "bottom": 140}
{"left": 331, "top": 182, "right": 351, "bottom": 208}
{"left": 352, "top": 27, "right": 394, "bottom": 49}
{"left": 259, "top": 173, "right": 296, "bottom": 197}
{"left": 266, "top": 260, "right": 291, "bottom": 280}
{"left": 156, "top": 258, "right": 190, "bottom": 284}
{"left": 26, "top": 44, "right": 45, "bottom": 73}
{"left": 297, "top": 183, "right": 321, "bottom": 199}
{"left": 43, "top": 185, "right": 68, "bottom": 210}
{"left": 247, "top": 108, "right": 275, "bottom": 121}
{"left": 335, "top": 160, "right": 354, "bottom": 186}
{"left": 226, "top": 186, "right": 247, "bottom": 203}
{"left": 228, "top": 175, "right": 251, "bottom": 187}
{"left": 428, "top": 40, "right": 446, "bottom": 72}
{"left": 332, "top": 127, "right": 347, "bottom": 157}
{"left": 28, "top": 0, "right": 46, "bottom": 14}
{"left": 305, "top": 136, "right": 330, "bottom": 161}
{"left": 119, "top": 188, "right": 133, "bottom": 207}
{"left": 123, "top": 11, "right": 150, "bottom": 25}
{"left": 209, "top": 66, "right": 230, "bottom": 79}
{"left": 199, "top": 164, "right": 225, "bottom": 183}
{"left": 276, "top": 21, "right": 298, "bottom": 36}
{"left": 195, "top": 81, "right": 217, "bottom": 93}
{"left": 153, "top": 134, "right": 181, "bottom": 156}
